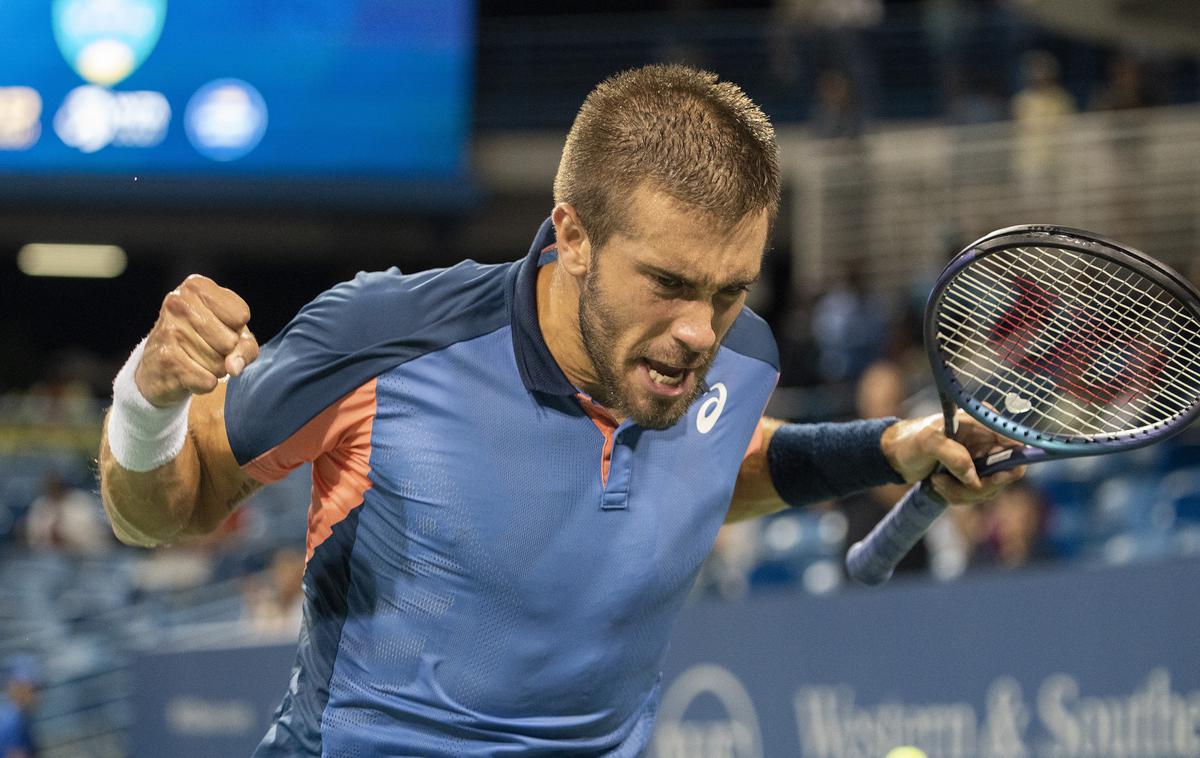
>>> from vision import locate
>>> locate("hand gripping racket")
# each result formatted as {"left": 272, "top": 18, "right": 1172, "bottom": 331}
{"left": 847, "top": 225, "right": 1200, "bottom": 585}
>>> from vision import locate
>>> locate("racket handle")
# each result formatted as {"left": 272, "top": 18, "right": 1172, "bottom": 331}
{"left": 846, "top": 480, "right": 947, "bottom": 586}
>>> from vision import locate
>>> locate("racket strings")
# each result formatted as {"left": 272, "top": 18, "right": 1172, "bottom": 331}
{"left": 1020, "top": 245, "right": 1200, "bottom": 368}
{"left": 942, "top": 274, "right": 1188, "bottom": 424}
{"left": 938, "top": 316, "right": 1165, "bottom": 438}
{"left": 959, "top": 255, "right": 1200, "bottom": 410}
{"left": 945, "top": 266, "right": 1197, "bottom": 430}
{"left": 936, "top": 336, "right": 1121, "bottom": 436}
{"left": 978, "top": 271, "right": 1173, "bottom": 406}
{"left": 1007, "top": 247, "right": 1200, "bottom": 394}
{"left": 945, "top": 247, "right": 1200, "bottom": 426}
{"left": 937, "top": 300, "right": 1149, "bottom": 437}
{"left": 936, "top": 244, "right": 1200, "bottom": 440}
{"left": 937, "top": 311, "right": 1170, "bottom": 440}
{"left": 975, "top": 246, "right": 1200, "bottom": 381}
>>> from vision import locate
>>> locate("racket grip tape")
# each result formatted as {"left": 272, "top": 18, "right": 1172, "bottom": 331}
{"left": 846, "top": 480, "right": 947, "bottom": 586}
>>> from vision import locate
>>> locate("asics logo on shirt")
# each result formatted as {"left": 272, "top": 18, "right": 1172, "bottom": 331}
{"left": 696, "top": 383, "right": 727, "bottom": 434}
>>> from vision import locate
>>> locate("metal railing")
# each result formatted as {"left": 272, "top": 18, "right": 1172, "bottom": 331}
{"left": 785, "top": 104, "right": 1200, "bottom": 296}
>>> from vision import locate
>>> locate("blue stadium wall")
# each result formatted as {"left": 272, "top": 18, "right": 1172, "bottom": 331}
{"left": 132, "top": 557, "right": 1200, "bottom": 757}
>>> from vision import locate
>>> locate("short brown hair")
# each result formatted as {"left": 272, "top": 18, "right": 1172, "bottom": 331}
{"left": 553, "top": 64, "right": 780, "bottom": 248}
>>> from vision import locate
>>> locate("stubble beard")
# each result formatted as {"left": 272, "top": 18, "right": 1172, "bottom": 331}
{"left": 577, "top": 266, "right": 711, "bottom": 430}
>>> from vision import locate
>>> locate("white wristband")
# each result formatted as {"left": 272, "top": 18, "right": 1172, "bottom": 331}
{"left": 108, "top": 337, "right": 193, "bottom": 472}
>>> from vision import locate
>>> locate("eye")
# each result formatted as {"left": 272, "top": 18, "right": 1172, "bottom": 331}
{"left": 720, "top": 284, "right": 750, "bottom": 299}
{"left": 652, "top": 273, "right": 684, "bottom": 291}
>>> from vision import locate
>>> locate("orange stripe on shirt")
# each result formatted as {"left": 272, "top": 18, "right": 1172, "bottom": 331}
{"left": 576, "top": 393, "right": 618, "bottom": 486}
{"left": 241, "top": 378, "right": 378, "bottom": 562}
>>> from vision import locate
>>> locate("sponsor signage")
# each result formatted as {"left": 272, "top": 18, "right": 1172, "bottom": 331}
{"left": 651, "top": 558, "right": 1200, "bottom": 757}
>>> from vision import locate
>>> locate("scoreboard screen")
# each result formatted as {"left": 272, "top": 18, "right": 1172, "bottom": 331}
{"left": 0, "top": 0, "right": 475, "bottom": 209}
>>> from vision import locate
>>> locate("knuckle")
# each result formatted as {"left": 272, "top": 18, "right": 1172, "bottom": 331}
{"left": 162, "top": 290, "right": 187, "bottom": 314}
{"left": 211, "top": 328, "right": 239, "bottom": 354}
{"left": 219, "top": 287, "right": 250, "bottom": 319}
{"left": 166, "top": 323, "right": 190, "bottom": 344}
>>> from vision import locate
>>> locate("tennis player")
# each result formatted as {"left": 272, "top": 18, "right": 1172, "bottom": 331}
{"left": 99, "top": 65, "right": 1022, "bottom": 756}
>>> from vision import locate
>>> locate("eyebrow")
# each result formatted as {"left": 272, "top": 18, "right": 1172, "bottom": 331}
{"left": 639, "top": 263, "right": 760, "bottom": 292}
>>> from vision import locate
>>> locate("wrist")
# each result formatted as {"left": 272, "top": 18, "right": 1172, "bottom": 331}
{"left": 879, "top": 413, "right": 943, "bottom": 483}
{"left": 108, "top": 338, "right": 193, "bottom": 472}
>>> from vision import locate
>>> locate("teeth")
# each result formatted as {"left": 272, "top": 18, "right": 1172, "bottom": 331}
{"left": 648, "top": 367, "right": 684, "bottom": 386}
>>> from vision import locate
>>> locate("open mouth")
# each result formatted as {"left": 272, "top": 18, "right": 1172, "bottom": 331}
{"left": 639, "top": 358, "right": 693, "bottom": 397}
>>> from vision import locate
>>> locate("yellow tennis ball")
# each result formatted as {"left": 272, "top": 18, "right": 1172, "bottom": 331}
{"left": 884, "top": 748, "right": 928, "bottom": 758}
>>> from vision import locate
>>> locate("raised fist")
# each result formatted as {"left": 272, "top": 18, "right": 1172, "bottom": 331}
{"left": 134, "top": 274, "right": 260, "bottom": 407}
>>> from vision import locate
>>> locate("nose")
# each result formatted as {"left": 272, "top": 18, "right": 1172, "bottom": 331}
{"left": 671, "top": 301, "right": 717, "bottom": 356}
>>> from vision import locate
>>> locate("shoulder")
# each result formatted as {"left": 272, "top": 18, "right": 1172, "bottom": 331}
{"left": 720, "top": 306, "right": 779, "bottom": 371}
{"left": 224, "top": 259, "right": 514, "bottom": 465}
{"left": 292, "top": 260, "right": 511, "bottom": 352}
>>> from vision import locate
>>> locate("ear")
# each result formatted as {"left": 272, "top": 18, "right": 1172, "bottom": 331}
{"left": 551, "top": 203, "right": 591, "bottom": 279}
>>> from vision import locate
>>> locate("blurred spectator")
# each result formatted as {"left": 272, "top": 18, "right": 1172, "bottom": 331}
{"left": 945, "top": 69, "right": 1008, "bottom": 126}
{"left": 241, "top": 547, "right": 306, "bottom": 639}
{"left": 131, "top": 547, "right": 216, "bottom": 594}
{"left": 1011, "top": 50, "right": 1076, "bottom": 218}
{"left": 1090, "top": 52, "right": 1162, "bottom": 241}
{"left": 1090, "top": 52, "right": 1160, "bottom": 112}
{"left": 811, "top": 260, "right": 888, "bottom": 384}
{"left": 810, "top": 68, "right": 864, "bottom": 140}
{"left": 775, "top": 293, "right": 822, "bottom": 388}
{"left": 23, "top": 471, "right": 109, "bottom": 557}
{"left": 922, "top": 0, "right": 1025, "bottom": 119}
{"left": 834, "top": 360, "right": 929, "bottom": 575}
{"left": 966, "top": 480, "right": 1053, "bottom": 570}
{"left": 769, "top": 0, "right": 881, "bottom": 112}
{"left": 0, "top": 656, "right": 39, "bottom": 758}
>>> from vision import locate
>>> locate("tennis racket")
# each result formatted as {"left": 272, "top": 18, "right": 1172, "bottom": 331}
{"left": 847, "top": 225, "right": 1200, "bottom": 585}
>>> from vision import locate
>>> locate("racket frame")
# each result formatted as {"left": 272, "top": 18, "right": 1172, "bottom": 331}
{"left": 925, "top": 224, "right": 1200, "bottom": 461}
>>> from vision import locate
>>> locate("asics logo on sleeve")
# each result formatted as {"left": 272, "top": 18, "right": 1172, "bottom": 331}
{"left": 696, "top": 383, "right": 727, "bottom": 434}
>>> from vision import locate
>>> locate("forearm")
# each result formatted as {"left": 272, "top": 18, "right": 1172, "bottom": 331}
{"left": 99, "top": 380, "right": 255, "bottom": 546}
{"left": 728, "top": 416, "right": 903, "bottom": 522}
{"left": 99, "top": 410, "right": 204, "bottom": 546}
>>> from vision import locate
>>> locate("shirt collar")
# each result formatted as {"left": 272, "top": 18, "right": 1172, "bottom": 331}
{"left": 510, "top": 217, "right": 577, "bottom": 396}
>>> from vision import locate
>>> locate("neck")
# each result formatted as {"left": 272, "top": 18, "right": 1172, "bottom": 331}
{"left": 536, "top": 260, "right": 610, "bottom": 409}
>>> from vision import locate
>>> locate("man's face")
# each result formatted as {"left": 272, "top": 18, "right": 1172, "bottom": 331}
{"left": 576, "top": 188, "right": 768, "bottom": 429}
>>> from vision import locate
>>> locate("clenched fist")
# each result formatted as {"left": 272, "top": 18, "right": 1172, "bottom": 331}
{"left": 134, "top": 274, "right": 260, "bottom": 407}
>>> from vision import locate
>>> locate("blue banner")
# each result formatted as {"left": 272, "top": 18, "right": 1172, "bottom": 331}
{"left": 131, "top": 641, "right": 295, "bottom": 758}
{"left": 131, "top": 558, "right": 1200, "bottom": 757}
{"left": 651, "top": 558, "right": 1200, "bottom": 758}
